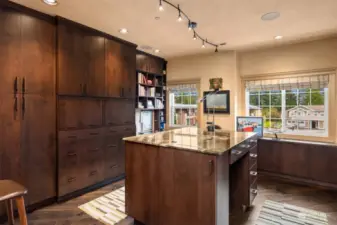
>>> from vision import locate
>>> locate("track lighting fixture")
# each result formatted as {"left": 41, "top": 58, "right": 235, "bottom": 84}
{"left": 177, "top": 5, "right": 182, "bottom": 22}
{"left": 159, "top": 0, "right": 164, "bottom": 11}
{"left": 158, "top": 0, "right": 226, "bottom": 52}
{"left": 202, "top": 40, "right": 206, "bottom": 48}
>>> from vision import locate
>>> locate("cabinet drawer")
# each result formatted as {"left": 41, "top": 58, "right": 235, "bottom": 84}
{"left": 249, "top": 152, "right": 257, "bottom": 168}
{"left": 249, "top": 170, "right": 258, "bottom": 186}
{"left": 58, "top": 171, "right": 84, "bottom": 197}
{"left": 83, "top": 166, "right": 104, "bottom": 187}
{"left": 230, "top": 149, "right": 247, "bottom": 165}
{"left": 250, "top": 185, "right": 258, "bottom": 205}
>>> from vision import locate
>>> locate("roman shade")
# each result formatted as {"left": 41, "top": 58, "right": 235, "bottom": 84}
{"left": 245, "top": 74, "right": 330, "bottom": 92}
{"left": 167, "top": 83, "right": 198, "bottom": 93}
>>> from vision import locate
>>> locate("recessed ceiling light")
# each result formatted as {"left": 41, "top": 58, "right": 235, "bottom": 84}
{"left": 155, "top": 16, "right": 160, "bottom": 20}
{"left": 154, "top": 49, "right": 160, "bottom": 53}
{"left": 119, "top": 28, "right": 128, "bottom": 34}
{"left": 42, "top": 0, "right": 58, "bottom": 6}
{"left": 274, "top": 35, "right": 283, "bottom": 40}
{"left": 261, "top": 12, "right": 280, "bottom": 21}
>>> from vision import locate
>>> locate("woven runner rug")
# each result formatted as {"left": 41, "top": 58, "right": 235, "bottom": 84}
{"left": 256, "top": 200, "right": 329, "bottom": 225}
{"left": 79, "top": 186, "right": 133, "bottom": 225}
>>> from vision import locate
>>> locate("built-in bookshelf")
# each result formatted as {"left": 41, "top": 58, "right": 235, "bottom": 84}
{"left": 136, "top": 71, "right": 166, "bottom": 132}
{"left": 135, "top": 51, "right": 167, "bottom": 133}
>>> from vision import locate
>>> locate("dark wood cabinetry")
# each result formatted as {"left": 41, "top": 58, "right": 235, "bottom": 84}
{"left": 56, "top": 17, "right": 137, "bottom": 199}
{"left": 136, "top": 52, "right": 165, "bottom": 75}
{"left": 105, "top": 39, "right": 136, "bottom": 98}
{"left": 0, "top": 3, "right": 56, "bottom": 208}
{"left": 0, "top": 1, "right": 138, "bottom": 213}
{"left": 57, "top": 18, "right": 106, "bottom": 97}
{"left": 258, "top": 138, "right": 337, "bottom": 188}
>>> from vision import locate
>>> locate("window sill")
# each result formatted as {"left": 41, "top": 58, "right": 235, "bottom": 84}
{"left": 263, "top": 133, "right": 335, "bottom": 143}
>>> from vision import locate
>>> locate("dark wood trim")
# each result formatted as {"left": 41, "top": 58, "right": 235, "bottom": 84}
{"left": 1, "top": 1, "right": 55, "bottom": 23}
{"left": 136, "top": 50, "right": 167, "bottom": 62}
{"left": 259, "top": 170, "right": 337, "bottom": 190}
{"left": 56, "top": 16, "right": 137, "bottom": 48}
{"left": 57, "top": 175, "right": 125, "bottom": 203}
{"left": 57, "top": 94, "right": 136, "bottom": 101}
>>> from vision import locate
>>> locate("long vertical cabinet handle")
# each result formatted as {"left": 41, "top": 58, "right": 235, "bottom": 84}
{"left": 22, "top": 77, "right": 25, "bottom": 120}
{"left": 14, "top": 77, "right": 18, "bottom": 94}
{"left": 14, "top": 97, "right": 18, "bottom": 120}
{"left": 13, "top": 77, "right": 18, "bottom": 120}
{"left": 208, "top": 160, "right": 214, "bottom": 176}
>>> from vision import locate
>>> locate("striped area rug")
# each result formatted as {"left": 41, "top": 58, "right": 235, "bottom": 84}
{"left": 79, "top": 186, "right": 133, "bottom": 225}
{"left": 257, "top": 200, "right": 328, "bottom": 225}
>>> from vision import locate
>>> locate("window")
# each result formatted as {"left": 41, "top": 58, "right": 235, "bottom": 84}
{"left": 168, "top": 84, "right": 198, "bottom": 127}
{"left": 245, "top": 75, "right": 329, "bottom": 137}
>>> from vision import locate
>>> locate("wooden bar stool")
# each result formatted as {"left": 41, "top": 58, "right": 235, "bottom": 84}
{"left": 0, "top": 180, "right": 28, "bottom": 225}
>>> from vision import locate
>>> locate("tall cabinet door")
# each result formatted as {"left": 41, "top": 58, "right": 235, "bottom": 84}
{"left": 0, "top": 6, "right": 21, "bottom": 95}
{"left": 0, "top": 94, "right": 22, "bottom": 183}
{"left": 86, "top": 34, "right": 106, "bottom": 97}
{"left": 20, "top": 95, "right": 56, "bottom": 205}
{"left": 57, "top": 19, "right": 87, "bottom": 96}
{"left": 122, "top": 45, "right": 136, "bottom": 98}
{"left": 20, "top": 13, "right": 55, "bottom": 95}
{"left": 0, "top": 6, "right": 22, "bottom": 184}
{"left": 105, "top": 39, "right": 123, "bottom": 97}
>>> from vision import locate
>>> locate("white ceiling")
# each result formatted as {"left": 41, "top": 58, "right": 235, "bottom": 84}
{"left": 10, "top": 0, "right": 337, "bottom": 58}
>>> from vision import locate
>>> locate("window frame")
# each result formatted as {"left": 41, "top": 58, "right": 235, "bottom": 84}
{"left": 242, "top": 72, "right": 336, "bottom": 143}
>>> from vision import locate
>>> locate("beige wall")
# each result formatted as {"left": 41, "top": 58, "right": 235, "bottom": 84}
{"left": 167, "top": 37, "right": 337, "bottom": 142}
{"left": 239, "top": 37, "right": 337, "bottom": 77}
{"left": 167, "top": 51, "right": 240, "bottom": 130}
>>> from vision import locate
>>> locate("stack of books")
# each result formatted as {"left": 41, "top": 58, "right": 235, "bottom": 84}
{"left": 138, "top": 73, "right": 147, "bottom": 84}
{"left": 155, "top": 99, "right": 164, "bottom": 109}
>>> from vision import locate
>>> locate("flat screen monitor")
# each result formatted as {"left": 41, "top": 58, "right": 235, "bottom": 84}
{"left": 236, "top": 116, "right": 263, "bottom": 137}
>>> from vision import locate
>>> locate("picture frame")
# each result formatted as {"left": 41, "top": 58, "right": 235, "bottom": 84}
{"left": 203, "top": 90, "right": 230, "bottom": 114}
{"left": 236, "top": 116, "right": 264, "bottom": 137}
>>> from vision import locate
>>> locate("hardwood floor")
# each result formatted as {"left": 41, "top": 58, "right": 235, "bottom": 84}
{"left": 1, "top": 176, "right": 337, "bottom": 225}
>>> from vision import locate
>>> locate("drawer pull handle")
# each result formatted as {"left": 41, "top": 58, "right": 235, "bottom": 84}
{"left": 90, "top": 132, "right": 99, "bottom": 135}
{"left": 68, "top": 177, "right": 76, "bottom": 183}
{"left": 67, "top": 152, "right": 77, "bottom": 157}
{"left": 110, "top": 164, "right": 118, "bottom": 169}
{"left": 208, "top": 160, "right": 214, "bottom": 176}
{"left": 232, "top": 150, "right": 242, "bottom": 155}
{"left": 68, "top": 135, "right": 77, "bottom": 139}
{"left": 124, "top": 128, "right": 132, "bottom": 131}
{"left": 250, "top": 171, "right": 257, "bottom": 176}
{"left": 88, "top": 124, "right": 96, "bottom": 127}
{"left": 89, "top": 148, "right": 99, "bottom": 152}
{"left": 250, "top": 189, "right": 258, "bottom": 194}
{"left": 108, "top": 145, "right": 117, "bottom": 148}
{"left": 249, "top": 139, "right": 257, "bottom": 143}
{"left": 250, "top": 153, "right": 257, "bottom": 158}
{"left": 124, "top": 121, "right": 132, "bottom": 124}
{"left": 89, "top": 170, "right": 97, "bottom": 176}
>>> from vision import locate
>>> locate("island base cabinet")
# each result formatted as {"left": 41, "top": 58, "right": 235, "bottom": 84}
{"left": 125, "top": 142, "right": 223, "bottom": 225}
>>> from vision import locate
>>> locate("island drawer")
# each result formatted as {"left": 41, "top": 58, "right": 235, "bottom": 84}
{"left": 230, "top": 149, "right": 248, "bottom": 164}
{"left": 249, "top": 152, "right": 257, "bottom": 168}
{"left": 250, "top": 170, "right": 258, "bottom": 185}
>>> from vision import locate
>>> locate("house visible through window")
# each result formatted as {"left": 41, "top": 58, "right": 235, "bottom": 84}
{"left": 245, "top": 74, "right": 330, "bottom": 137}
{"left": 168, "top": 84, "right": 198, "bottom": 127}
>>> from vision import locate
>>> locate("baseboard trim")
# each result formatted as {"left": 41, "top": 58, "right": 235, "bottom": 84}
{"left": 259, "top": 170, "right": 337, "bottom": 190}
{"left": 57, "top": 175, "right": 125, "bottom": 203}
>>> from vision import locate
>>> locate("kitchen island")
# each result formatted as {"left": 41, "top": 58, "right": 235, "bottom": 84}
{"left": 123, "top": 127, "right": 258, "bottom": 225}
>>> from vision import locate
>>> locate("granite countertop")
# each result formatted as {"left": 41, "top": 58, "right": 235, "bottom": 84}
{"left": 123, "top": 127, "right": 256, "bottom": 155}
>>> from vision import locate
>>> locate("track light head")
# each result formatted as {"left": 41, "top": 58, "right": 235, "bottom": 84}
{"left": 177, "top": 5, "right": 183, "bottom": 22}
{"left": 159, "top": 0, "right": 164, "bottom": 11}
{"left": 193, "top": 31, "right": 197, "bottom": 40}
{"left": 215, "top": 46, "right": 218, "bottom": 52}
{"left": 188, "top": 21, "right": 197, "bottom": 31}
{"left": 202, "top": 40, "right": 206, "bottom": 48}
